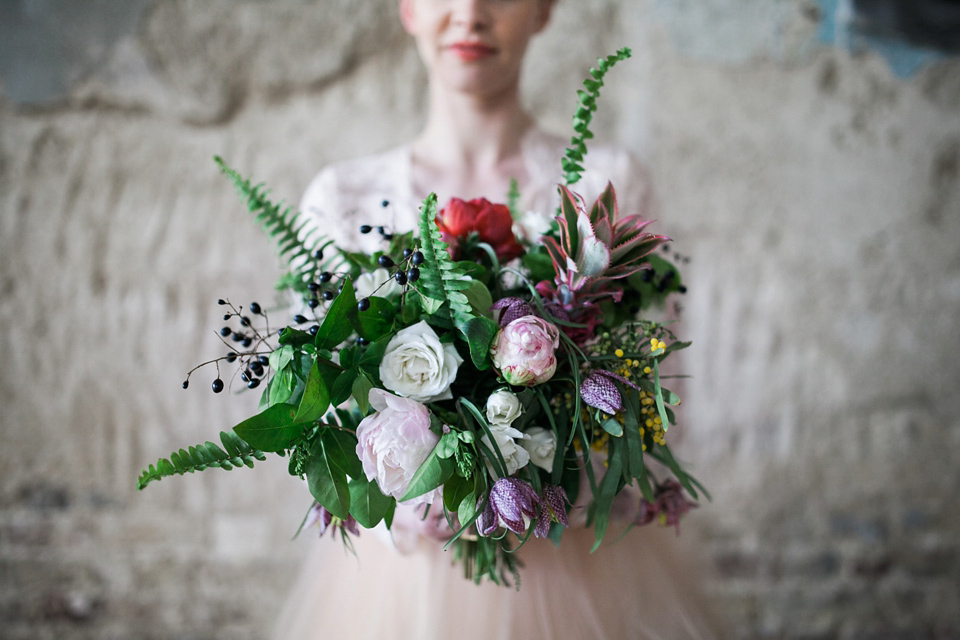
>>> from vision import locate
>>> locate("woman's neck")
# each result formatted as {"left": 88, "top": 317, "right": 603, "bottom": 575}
{"left": 409, "top": 83, "right": 536, "bottom": 202}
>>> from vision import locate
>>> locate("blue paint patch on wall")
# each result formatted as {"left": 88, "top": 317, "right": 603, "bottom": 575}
{"left": 816, "top": 0, "right": 945, "bottom": 77}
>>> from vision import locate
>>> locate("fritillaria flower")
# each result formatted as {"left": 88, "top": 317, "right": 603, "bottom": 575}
{"left": 305, "top": 502, "right": 360, "bottom": 538}
{"left": 477, "top": 478, "right": 571, "bottom": 539}
{"left": 477, "top": 477, "right": 540, "bottom": 536}
{"left": 579, "top": 369, "right": 641, "bottom": 415}
{"left": 635, "top": 480, "right": 697, "bottom": 534}
{"left": 534, "top": 484, "right": 571, "bottom": 538}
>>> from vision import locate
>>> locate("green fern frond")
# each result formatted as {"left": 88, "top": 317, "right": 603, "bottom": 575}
{"left": 416, "top": 194, "right": 498, "bottom": 368}
{"left": 563, "top": 47, "right": 632, "bottom": 187}
{"left": 214, "top": 156, "right": 334, "bottom": 295}
{"left": 136, "top": 430, "right": 266, "bottom": 490}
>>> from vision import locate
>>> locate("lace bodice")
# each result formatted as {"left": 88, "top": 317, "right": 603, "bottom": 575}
{"left": 299, "top": 128, "right": 655, "bottom": 251}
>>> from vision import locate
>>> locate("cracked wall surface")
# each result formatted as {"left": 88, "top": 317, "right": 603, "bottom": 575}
{"left": 1, "top": 1, "right": 959, "bottom": 638}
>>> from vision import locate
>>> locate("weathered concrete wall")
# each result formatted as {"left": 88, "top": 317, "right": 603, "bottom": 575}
{"left": 1, "top": 1, "right": 958, "bottom": 638}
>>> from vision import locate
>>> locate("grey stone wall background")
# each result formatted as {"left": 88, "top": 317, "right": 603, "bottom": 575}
{"left": 1, "top": 1, "right": 958, "bottom": 638}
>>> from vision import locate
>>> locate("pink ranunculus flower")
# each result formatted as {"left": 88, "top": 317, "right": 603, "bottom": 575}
{"left": 489, "top": 315, "right": 560, "bottom": 386}
{"left": 355, "top": 389, "right": 440, "bottom": 506}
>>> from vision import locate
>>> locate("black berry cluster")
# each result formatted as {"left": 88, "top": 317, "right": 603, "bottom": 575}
{"left": 182, "top": 299, "right": 276, "bottom": 394}
{"left": 353, "top": 219, "right": 425, "bottom": 313}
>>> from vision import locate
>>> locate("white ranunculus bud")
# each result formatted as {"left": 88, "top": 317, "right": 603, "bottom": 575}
{"left": 355, "top": 268, "right": 402, "bottom": 300}
{"left": 380, "top": 320, "right": 463, "bottom": 403}
{"left": 481, "top": 424, "right": 530, "bottom": 476}
{"left": 520, "top": 427, "right": 557, "bottom": 472}
{"left": 485, "top": 389, "right": 522, "bottom": 427}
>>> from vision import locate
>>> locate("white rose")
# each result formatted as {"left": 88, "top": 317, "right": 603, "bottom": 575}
{"left": 355, "top": 268, "right": 402, "bottom": 299}
{"left": 520, "top": 427, "right": 557, "bottom": 471}
{"left": 481, "top": 424, "right": 530, "bottom": 476}
{"left": 380, "top": 320, "right": 463, "bottom": 402}
{"left": 485, "top": 389, "right": 522, "bottom": 427}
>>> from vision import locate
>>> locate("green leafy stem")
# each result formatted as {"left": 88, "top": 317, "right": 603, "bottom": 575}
{"left": 562, "top": 47, "right": 632, "bottom": 187}
{"left": 136, "top": 430, "right": 265, "bottom": 490}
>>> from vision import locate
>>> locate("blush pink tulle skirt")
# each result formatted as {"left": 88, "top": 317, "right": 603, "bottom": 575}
{"left": 271, "top": 522, "right": 724, "bottom": 640}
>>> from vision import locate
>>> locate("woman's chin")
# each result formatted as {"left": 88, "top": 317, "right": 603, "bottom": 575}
{"left": 435, "top": 65, "right": 518, "bottom": 99}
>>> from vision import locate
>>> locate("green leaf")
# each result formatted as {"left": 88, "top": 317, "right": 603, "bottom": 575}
{"left": 600, "top": 417, "right": 623, "bottom": 437}
{"left": 457, "top": 490, "right": 477, "bottom": 531}
{"left": 136, "top": 431, "right": 265, "bottom": 490}
{"left": 420, "top": 294, "right": 444, "bottom": 315}
{"left": 352, "top": 372, "right": 375, "bottom": 414}
{"left": 653, "top": 359, "right": 671, "bottom": 433}
{"left": 348, "top": 476, "right": 394, "bottom": 529}
{"left": 294, "top": 359, "right": 331, "bottom": 423}
{"left": 233, "top": 403, "right": 304, "bottom": 453}
{"left": 435, "top": 430, "right": 460, "bottom": 459}
{"left": 398, "top": 441, "right": 456, "bottom": 503}
{"left": 442, "top": 472, "right": 473, "bottom": 513}
{"left": 330, "top": 368, "right": 358, "bottom": 407}
{"left": 305, "top": 433, "right": 350, "bottom": 519}
{"left": 463, "top": 279, "right": 494, "bottom": 317}
{"left": 314, "top": 278, "right": 357, "bottom": 350}
{"left": 278, "top": 327, "right": 314, "bottom": 347}
{"left": 459, "top": 316, "right": 497, "bottom": 370}
{"left": 321, "top": 428, "right": 363, "bottom": 479}
{"left": 268, "top": 345, "right": 295, "bottom": 372}
{"left": 353, "top": 295, "right": 396, "bottom": 341}
{"left": 591, "top": 443, "right": 624, "bottom": 552}
{"left": 266, "top": 366, "right": 295, "bottom": 407}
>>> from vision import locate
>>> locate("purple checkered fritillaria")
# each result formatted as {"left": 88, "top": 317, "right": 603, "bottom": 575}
{"left": 490, "top": 297, "right": 535, "bottom": 327}
{"left": 305, "top": 502, "right": 360, "bottom": 538}
{"left": 534, "top": 484, "right": 571, "bottom": 538}
{"left": 477, "top": 477, "right": 540, "bottom": 536}
{"left": 635, "top": 480, "right": 697, "bottom": 534}
{"left": 580, "top": 369, "right": 641, "bottom": 414}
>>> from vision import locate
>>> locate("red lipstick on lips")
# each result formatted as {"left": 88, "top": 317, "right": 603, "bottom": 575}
{"left": 448, "top": 42, "right": 496, "bottom": 61}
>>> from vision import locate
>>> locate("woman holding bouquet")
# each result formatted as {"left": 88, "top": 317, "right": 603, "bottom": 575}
{"left": 274, "top": 0, "right": 721, "bottom": 637}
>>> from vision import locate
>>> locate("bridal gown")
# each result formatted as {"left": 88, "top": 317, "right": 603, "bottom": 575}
{"left": 272, "top": 129, "right": 722, "bottom": 640}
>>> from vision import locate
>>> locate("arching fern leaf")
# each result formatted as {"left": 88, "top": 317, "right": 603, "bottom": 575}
{"left": 214, "top": 156, "right": 335, "bottom": 296}
{"left": 136, "top": 430, "right": 266, "bottom": 490}
{"left": 416, "top": 194, "right": 498, "bottom": 369}
{"left": 563, "top": 47, "right": 632, "bottom": 187}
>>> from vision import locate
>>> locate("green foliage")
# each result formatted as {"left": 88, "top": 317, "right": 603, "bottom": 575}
{"left": 416, "top": 194, "right": 499, "bottom": 369}
{"left": 136, "top": 431, "right": 265, "bottom": 490}
{"left": 507, "top": 178, "right": 521, "bottom": 220}
{"left": 214, "top": 156, "right": 333, "bottom": 295}
{"left": 562, "top": 48, "right": 632, "bottom": 187}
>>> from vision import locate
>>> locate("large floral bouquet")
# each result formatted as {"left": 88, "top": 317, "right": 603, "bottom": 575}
{"left": 138, "top": 48, "right": 707, "bottom": 585}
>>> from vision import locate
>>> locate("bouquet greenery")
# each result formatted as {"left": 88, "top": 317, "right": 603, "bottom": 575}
{"left": 138, "top": 48, "right": 708, "bottom": 586}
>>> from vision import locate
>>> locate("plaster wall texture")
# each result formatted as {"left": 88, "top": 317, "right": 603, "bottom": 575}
{"left": 1, "top": 1, "right": 959, "bottom": 638}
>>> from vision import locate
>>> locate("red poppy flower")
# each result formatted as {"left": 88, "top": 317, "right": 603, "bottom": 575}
{"left": 435, "top": 197, "right": 524, "bottom": 263}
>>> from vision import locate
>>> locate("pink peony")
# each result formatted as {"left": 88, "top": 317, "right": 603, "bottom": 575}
{"left": 355, "top": 389, "right": 440, "bottom": 506}
{"left": 489, "top": 315, "right": 560, "bottom": 386}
